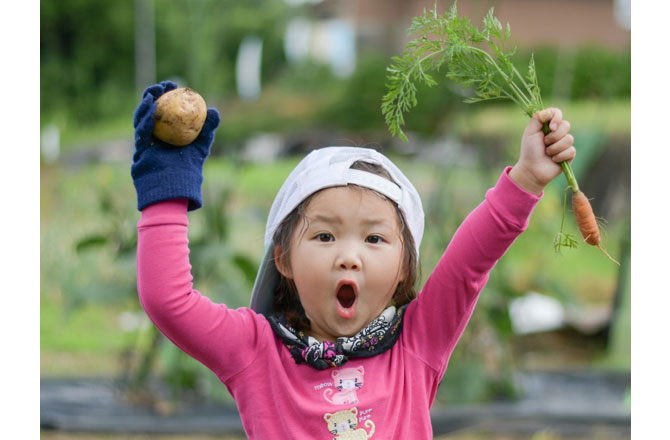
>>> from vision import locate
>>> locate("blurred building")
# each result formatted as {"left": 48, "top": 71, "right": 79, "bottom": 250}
{"left": 311, "top": 0, "right": 630, "bottom": 54}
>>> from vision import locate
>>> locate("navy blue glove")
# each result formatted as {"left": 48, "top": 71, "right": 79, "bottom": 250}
{"left": 131, "top": 80, "right": 221, "bottom": 211}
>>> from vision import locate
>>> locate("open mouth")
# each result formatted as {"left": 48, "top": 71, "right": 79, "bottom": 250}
{"left": 336, "top": 281, "right": 358, "bottom": 319}
{"left": 337, "top": 284, "right": 356, "bottom": 308}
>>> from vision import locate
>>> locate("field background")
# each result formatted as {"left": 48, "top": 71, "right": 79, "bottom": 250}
{"left": 40, "top": 0, "right": 631, "bottom": 438}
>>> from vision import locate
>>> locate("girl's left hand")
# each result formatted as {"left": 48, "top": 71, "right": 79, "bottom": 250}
{"left": 131, "top": 80, "right": 221, "bottom": 212}
{"left": 509, "top": 107, "right": 577, "bottom": 195}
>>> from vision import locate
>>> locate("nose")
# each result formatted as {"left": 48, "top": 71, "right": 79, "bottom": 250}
{"left": 335, "top": 243, "right": 362, "bottom": 271}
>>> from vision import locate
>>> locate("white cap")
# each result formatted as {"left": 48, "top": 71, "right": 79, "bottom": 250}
{"left": 249, "top": 146, "right": 425, "bottom": 316}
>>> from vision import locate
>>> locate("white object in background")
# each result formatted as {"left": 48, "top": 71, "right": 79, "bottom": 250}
{"left": 242, "top": 133, "right": 284, "bottom": 163}
{"left": 564, "top": 305, "right": 613, "bottom": 335}
{"left": 236, "top": 36, "right": 263, "bottom": 101}
{"left": 508, "top": 292, "right": 566, "bottom": 335}
{"left": 614, "top": 0, "right": 631, "bottom": 30}
{"left": 41, "top": 124, "right": 60, "bottom": 163}
{"left": 284, "top": 17, "right": 312, "bottom": 63}
{"left": 311, "top": 19, "right": 356, "bottom": 78}
{"left": 284, "top": 17, "right": 356, "bottom": 78}
{"left": 118, "top": 311, "right": 150, "bottom": 332}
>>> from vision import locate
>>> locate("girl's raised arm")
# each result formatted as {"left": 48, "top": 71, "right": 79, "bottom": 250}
{"left": 402, "top": 167, "right": 541, "bottom": 375}
{"left": 132, "top": 82, "right": 269, "bottom": 381}
{"left": 402, "top": 111, "right": 576, "bottom": 375}
{"left": 137, "top": 199, "right": 269, "bottom": 381}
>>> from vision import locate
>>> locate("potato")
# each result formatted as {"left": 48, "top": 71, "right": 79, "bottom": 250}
{"left": 153, "top": 88, "right": 207, "bottom": 146}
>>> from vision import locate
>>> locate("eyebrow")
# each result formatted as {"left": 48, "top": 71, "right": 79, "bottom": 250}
{"left": 309, "top": 214, "right": 342, "bottom": 225}
{"left": 309, "top": 214, "right": 394, "bottom": 228}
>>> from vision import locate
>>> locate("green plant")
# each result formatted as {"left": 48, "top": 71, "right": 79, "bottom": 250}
{"left": 69, "top": 185, "right": 139, "bottom": 313}
{"left": 421, "top": 161, "right": 523, "bottom": 404}
{"left": 382, "top": 4, "right": 545, "bottom": 140}
{"left": 570, "top": 47, "right": 631, "bottom": 100}
{"left": 70, "top": 174, "right": 256, "bottom": 404}
{"left": 40, "top": 0, "right": 293, "bottom": 150}
{"left": 382, "top": 2, "right": 618, "bottom": 263}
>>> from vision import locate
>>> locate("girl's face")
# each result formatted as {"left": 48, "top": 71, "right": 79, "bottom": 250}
{"left": 275, "top": 186, "right": 407, "bottom": 342}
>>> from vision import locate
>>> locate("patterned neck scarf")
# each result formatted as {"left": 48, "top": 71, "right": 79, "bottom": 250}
{"left": 267, "top": 305, "right": 406, "bottom": 370}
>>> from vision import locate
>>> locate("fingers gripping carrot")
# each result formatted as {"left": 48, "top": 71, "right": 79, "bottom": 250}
{"left": 534, "top": 107, "right": 562, "bottom": 132}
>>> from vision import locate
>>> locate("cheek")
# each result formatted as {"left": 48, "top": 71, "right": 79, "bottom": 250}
{"left": 290, "top": 247, "right": 322, "bottom": 277}
{"left": 388, "top": 248, "right": 408, "bottom": 282}
{"left": 367, "top": 259, "right": 403, "bottom": 299}
{"left": 290, "top": 249, "right": 329, "bottom": 297}
{"left": 384, "top": 252, "right": 408, "bottom": 301}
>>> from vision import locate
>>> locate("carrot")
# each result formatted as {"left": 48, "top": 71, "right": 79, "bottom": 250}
{"left": 571, "top": 190, "right": 599, "bottom": 245}
{"left": 538, "top": 121, "right": 619, "bottom": 266}
{"left": 571, "top": 190, "right": 620, "bottom": 265}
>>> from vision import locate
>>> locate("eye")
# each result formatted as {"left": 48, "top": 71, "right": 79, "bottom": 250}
{"left": 365, "top": 235, "right": 383, "bottom": 244}
{"left": 315, "top": 233, "right": 334, "bottom": 242}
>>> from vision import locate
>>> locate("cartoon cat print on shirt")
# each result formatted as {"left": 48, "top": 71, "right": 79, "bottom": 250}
{"left": 323, "top": 407, "right": 375, "bottom": 439}
{"left": 323, "top": 366, "right": 364, "bottom": 405}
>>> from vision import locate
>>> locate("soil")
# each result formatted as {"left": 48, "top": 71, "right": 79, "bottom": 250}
{"left": 41, "top": 370, "right": 630, "bottom": 440}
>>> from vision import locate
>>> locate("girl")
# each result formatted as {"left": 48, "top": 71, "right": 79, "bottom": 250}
{"left": 132, "top": 81, "right": 576, "bottom": 438}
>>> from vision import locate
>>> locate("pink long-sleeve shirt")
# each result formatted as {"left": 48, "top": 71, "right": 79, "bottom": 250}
{"left": 137, "top": 167, "right": 540, "bottom": 439}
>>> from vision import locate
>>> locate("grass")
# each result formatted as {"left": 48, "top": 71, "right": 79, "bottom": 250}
{"left": 44, "top": 93, "right": 630, "bottom": 157}
{"left": 41, "top": 111, "right": 135, "bottom": 155}
{"left": 451, "top": 99, "right": 631, "bottom": 139}
{"left": 41, "top": 296, "right": 139, "bottom": 377}
{"left": 41, "top": 161, "right": 142, "bottom": 377}
{"left": 45, "top": 74, "right": 346, "bottom": 156}
{"left": 41, "top": 298, "right": 131, "bottom": 353}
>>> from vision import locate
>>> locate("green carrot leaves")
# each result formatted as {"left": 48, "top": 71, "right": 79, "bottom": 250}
{"left": 382, "top": 3, "right": 619, "bottom": 261}
{"left": 382, "top": 2, "right": 544, "bottom": 140}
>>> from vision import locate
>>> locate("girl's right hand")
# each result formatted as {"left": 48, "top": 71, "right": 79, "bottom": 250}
{"left": 510, "top": 107, "right": 576, "bottom": 195}
{"left": 131, "top": 81, "right": 221, "bottom": 212}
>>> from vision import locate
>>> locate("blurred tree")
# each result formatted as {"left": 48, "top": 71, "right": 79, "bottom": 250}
{"left": 41, "top": 0, "right": 136, "bottom": 123}
{"left": 41, "top": 0, "right": 629, "bottom": 148}
{"left": 134, "top": 0, "right": 156, "bottom": 96}
{"left": 41, "top": 0, "right": 292, "bottom": 130}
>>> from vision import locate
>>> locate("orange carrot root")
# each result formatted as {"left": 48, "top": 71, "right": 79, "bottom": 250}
{"left": 571, "top": 190, "right": 600, "bottom": 245}
{"left": 572, "top": 190, "right": 620, "bottom": 265}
